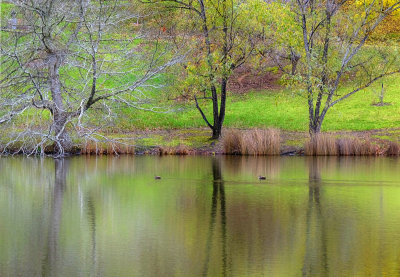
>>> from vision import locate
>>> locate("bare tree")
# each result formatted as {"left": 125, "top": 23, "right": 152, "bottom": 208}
{"left": 293, "top": 0, "right": 400, "bottom": 135}
{"left": 0, "top": 0, "right": 181, "bottom": 155}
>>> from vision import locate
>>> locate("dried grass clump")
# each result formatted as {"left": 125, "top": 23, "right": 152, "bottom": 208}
{"left": 306, "top": 135, "right": 379, "bottom": 156}
{"left": 337, "top": 138, "right": 377, "bottom": 156}
{"left": 160, "top": 144, "right": 190, "bottom": 155}
{"left": 222, "top": 129, "right": 243, "bottom": 155}
{"left": 305, "top": 134, "right": 337, "bottom": 156}
{"left": 222, "top": 128, "right": 280, "bottom": 155}
{"left": 81, "top": 142, "right": 135, "bottom": 155}
{"left": 385, "top": 141, "right": 400, "bottom": 156}
{"left": 242, "top": 129, "right": 280, "bottom": 155}
{"left": 356, "top": 139, "right": 377, "bottom": 156}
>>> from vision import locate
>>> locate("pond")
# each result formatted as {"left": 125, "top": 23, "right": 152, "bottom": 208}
{"left": 1, "top": 156, "right": 400, "bottom": 276}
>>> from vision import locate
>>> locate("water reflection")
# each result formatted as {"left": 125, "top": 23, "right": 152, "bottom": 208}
{"left": 85, "top": 188, "right": 98, "bottom": 277}
{"left": 222, "top": 156, "right": 281, "bottom": 181}
{"left": 302, "top": 157, "right": 328, "bottom": 277}
{"left": 42, "top": 159, "right": 68, "bottom": 277}
{"left": 203, "top": 158, "right": 227, "bottom": 277}
{"left": 1, "top": 156, "right": 400, "bottom": 276}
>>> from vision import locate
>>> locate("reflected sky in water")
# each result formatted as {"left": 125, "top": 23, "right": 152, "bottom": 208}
{"left": 1, "top": 156, "right": 400, "bottom": 276}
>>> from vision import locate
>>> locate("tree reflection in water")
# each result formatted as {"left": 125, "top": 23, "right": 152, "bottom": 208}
{"left": 85, "top": 188, "right": 98, "bottom": 277}
{"left": 41, "top": 159, "right": 98, "bottom": 277}
{"left": 202, "top": 157, "right": 228, "bottom": 277}
{"left": 42, "top": 159, "right": 68, "bottom": 277}
{"left": 3, "top": 156, "right": 400, "bottom": 276}
{"left": 302, "top": 157, "right": 329, "bottom": 277}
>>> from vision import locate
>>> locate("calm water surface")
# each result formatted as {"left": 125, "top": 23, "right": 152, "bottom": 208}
{"left": 1, "top": 156, "right": 400, "bottom": 276}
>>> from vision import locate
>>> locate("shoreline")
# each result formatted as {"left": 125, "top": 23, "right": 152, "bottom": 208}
{"left": 2, "top": 127, "right": 399, "bottom": 157}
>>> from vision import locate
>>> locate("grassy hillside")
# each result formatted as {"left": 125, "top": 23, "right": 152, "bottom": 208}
{"left": 114, "top": 74, "right": 400, "bottom": 132}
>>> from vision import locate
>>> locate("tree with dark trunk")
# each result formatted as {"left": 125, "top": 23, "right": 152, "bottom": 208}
{"left": 143, "top": 0, "right": 258, "bottom": 139}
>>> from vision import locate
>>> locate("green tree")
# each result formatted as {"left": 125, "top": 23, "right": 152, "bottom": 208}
{"left": 290, "top": 0, "right": 400, "bottom": 135}
{"left": 242, "top": 0, "right": 303, "bottom": 75}
{"left": 144, "top": 0, "right": 262, "bottom": 139}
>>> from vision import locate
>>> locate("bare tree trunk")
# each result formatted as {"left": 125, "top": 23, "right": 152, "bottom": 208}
{"left": 48, "top": 54, "right": 73, "bottom": 153}
{"left": 309, "top": 115, "right": 323, "bottom": 136}
{"left": 290, "top": 48, "right": 300, "bottom": 75}
{"left": 211, "top": 84, "right": 220, "bottom": 139}
{"left": 199, "top": 2, "right": 224, "bottom": 140}
{"left": 53, "top": 111, "right": 73, "bottom": 153}
{"left": 211, "top": 78, "right": 227, "bottom": 139}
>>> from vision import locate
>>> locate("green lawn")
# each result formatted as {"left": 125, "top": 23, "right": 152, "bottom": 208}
{"left": 115, "top": 75, "right": 400, "bottom": 132}
{"left": 5, "top": 72, "right": 400, "bottom": 139}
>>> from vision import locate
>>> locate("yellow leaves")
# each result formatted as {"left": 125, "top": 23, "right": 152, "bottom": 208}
{"left": 370, "top": 14, "right": 400, "bottom": 40}
{"left": 348, "top": 0, "right": 400, "bottom": 40}
{"left": 355, "top": 0, "right": 400, "bottom": 9}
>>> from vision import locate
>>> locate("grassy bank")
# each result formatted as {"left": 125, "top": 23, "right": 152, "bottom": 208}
{"left": 115, "top": 75, "right": 400, "bottom": 132}
{"left": 98, "top": 74, "right": 400, "bottom": 155}
{"left": 1, "top": 73, "right": 399, "bottom": 155}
